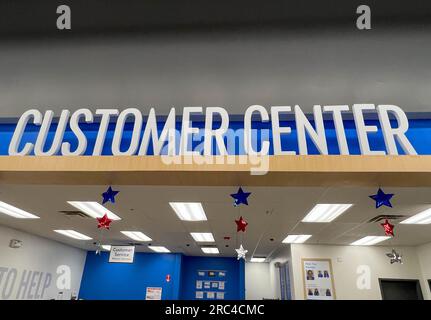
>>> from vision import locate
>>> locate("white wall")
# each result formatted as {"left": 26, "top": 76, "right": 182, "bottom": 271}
{"left": 289, "top": 244, "right": 427, "bottom": 300}
{"left": 0, "top": 224, "right": 87, "bottom": 300}
{"left": 416, "top": 242, "right": 431, "bottom": 299}
{"left": 245, "top": 262, "right": 273, "bottom": 300}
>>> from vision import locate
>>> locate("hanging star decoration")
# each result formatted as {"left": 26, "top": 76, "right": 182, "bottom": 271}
{"left": 102, "top": 186, "right": 119, "bottom": 204}
{"left": 381, "top": 219, "right": 395, "bottom": 237}
{"left": 235, "top": 244, "right": 248, "bottom": 260}
{"left": 230, "top": 187, "right": 251, "bottom": 206}
{"left": 235, "top": 216, "right": 248, "bottom": 232}
{"left": 97, "top": 214, "right": 113, "bottom": 230}
{"left": 386, "top": 249, "right": 403, "bottom": 264}
{"left": 95, "top": 242, "right": 102, "bottom": 255}
{"left": 369, "top": 188, "right": 394, "bottom": 208}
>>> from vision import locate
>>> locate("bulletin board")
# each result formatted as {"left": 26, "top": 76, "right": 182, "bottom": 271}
{"left": 301, "top": 258, "right": 336, "bottom": 300}
{"left": 195, "top": 269, "right": 227, "bottom": 300}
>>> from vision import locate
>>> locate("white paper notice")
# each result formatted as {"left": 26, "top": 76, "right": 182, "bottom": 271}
{"left": 206, "top": 292, "right": 215, "bottom": 299}
{"left": 211, "top": 282, "right": 218, "bottom": 288}
{"left": 218, "top": 281, "right": 225, "bottom": 290}
{"left": 109, "top": 246, "right": 135, "bottom": 263}
{"left": 195, "top": 291, "right": 204, "bottom": 299}
{"left": 196, "top": 281, "right": 203, "bottom": 289}
{"left": 216, "top": 292, "right": 225, "bottom": 300}
{"left": 145, "top": 287, "right": 162, "bottom": 300}
{"left": 204, "top": 281, "right": 211, "bottom": 289}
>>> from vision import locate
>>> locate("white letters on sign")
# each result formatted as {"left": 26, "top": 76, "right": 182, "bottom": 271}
{"left": 8, "top": 104, "right": 417, "bottom": 156}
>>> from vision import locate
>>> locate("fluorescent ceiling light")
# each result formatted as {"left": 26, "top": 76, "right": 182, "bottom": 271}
{"left": 101, "top": 245, "right": 111, "bottom": 251}
{"left": 121, "top": 231, "right": 152, "bottom": 242}
{"left": 67, "top": 201, "right": 121, "bottom": 220}
{"left": 250, "top": 257, "right": 266, "bottom": 263}
{"left": 400, "top": 208, "right": 431, "bottom": 224}
{"left": 350, "top": 236, "right": 391, "bottom": 246}
{"left": 54, "top": 230, "right": 92, "bottom": 240}
{"left": 148, "top": 246, "right": 170, "bottom": 253}
{"left": 282, "top": 234, "right": 312, "bottom": 244}
{"left": 169, "top": 202, "right": 207, "bottom": 221}
{"left": 201, "top": 247, "right": 219, "bottom": 254}
{"left": 302, "top": 204, "right": 353, "bottom": 223}
{"left": 190, "top": 232, "right": 215, "bottom": 242}
{"left": 0, "top": 201, "right": 39, "bottom": 219}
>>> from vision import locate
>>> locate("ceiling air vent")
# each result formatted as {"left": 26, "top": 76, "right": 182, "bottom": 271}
{"left": 367, "top": 214, "right": 407, "bottom": 223}
{"left": 58, "top": 210, "right": 89, "bottom": 218}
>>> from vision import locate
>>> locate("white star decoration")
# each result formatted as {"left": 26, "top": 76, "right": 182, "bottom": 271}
{"left": 95, "top": 242, "right": 102, "bottom": 255}
{"left": 386, "top": 249, "right": 403, "bottom": 264}
{"left": 235, "top": 244, "right": 248, "bottom": 260}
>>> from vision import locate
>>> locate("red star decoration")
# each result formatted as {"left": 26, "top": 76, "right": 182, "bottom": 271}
{"left": 381, "top": 219, "right": 394, "bottom": 237}
{"left": 97, "top": 214, "right": 113, "bottom": 230}
{"left": 235, "top": 216, "right": 248, "bottom": 232}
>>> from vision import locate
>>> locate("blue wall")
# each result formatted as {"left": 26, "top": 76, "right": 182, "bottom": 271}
{"left": 179, "top": 256, "right": 245, "bottom": 300}
{"left": 79, "top": 251, "right": 182, "bottom": 300}
{"left": 79, "top": 252, "right": 245, "bottom": 300}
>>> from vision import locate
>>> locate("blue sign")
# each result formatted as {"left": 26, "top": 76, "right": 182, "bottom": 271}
{"left": 1, "top": 106, "right": 431, "bottom": 156}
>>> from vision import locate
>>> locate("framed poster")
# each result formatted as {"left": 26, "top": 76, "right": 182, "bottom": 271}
{"left": 301, "top": 258, "right": 336, "bottom": 300}
{"left": 194, "top": 270, "right": 227, "bottom": 300}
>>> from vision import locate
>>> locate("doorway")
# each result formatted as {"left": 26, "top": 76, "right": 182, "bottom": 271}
{"left": 379, "top": 279, "right": 423, "bottom": 300}
{"left": 278, "top": 262, "right": 292, "bottom": 300}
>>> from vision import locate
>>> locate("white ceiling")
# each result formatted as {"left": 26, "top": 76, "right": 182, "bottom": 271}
{"left": 1, "top": 185, "right": 431, "bottom": 259}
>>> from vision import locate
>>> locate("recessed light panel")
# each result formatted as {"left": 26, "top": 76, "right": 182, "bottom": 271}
{"left": 282, "top": 235, "right": 312, "bottom": 244}
{"left": 54, "top": 230, "right": 92, "bottom": 240}
{"left": 350, "top": 236, "right": 391, "bottom": 246}
{"left": 302, "top": 204, "right": 353, "bottom": 223}
{"left": 190, "top": 232, "right": 215, "bottom": 242}
{"left": 148, "top": 246, "right": 170, "bottom": 253}
{"left": 0, "top": 201, "right": 39, "bottom": 219}
{"left": 250, "top": 257, "right": 266, "bottom": 263}
{"left": 400, "top": 208, "right": 431, "bottom": 224}
{"left": 169, "top": 202, "right": 207, "bottom": 221}
{"left": 67, "top": 201, "right": 121, "bottom": 220}
{"left": 121, "top": 231, "right": 152, "bottom": 242}
{"left": 201, "top": 247, "right": 219, "bottom": 254}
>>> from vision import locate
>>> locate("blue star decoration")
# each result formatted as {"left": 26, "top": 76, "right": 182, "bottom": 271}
{"left": 102, "top": 186, "right": 119, "bottom": 204}
{"left": 369, "top": 188, "right": 394, "bottom": 208}
{"left": 230, "top": 187, "right": 251, "bottom": 206}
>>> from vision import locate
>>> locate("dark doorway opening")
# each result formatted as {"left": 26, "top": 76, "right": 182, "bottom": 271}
{"left": 379, "top": 279, "right": 423, "bottom": 300}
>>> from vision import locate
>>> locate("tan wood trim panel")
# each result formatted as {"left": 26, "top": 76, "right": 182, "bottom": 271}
{"left": 0, "top": 155, "right": 431, "bottom": 186}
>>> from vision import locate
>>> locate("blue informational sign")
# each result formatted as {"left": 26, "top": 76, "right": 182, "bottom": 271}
{"left": 1, "top": 111, "right": 431, "bottom": 155}
{"left": 0, "top": 104, "right": 431, "bottom": 156}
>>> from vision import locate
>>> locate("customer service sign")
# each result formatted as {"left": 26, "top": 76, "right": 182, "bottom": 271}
{"left": 109, "top": 246, "right": 135, "bottom": 264}
{"left": 1, "top": 104, "right": 429, "bottom": 157}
